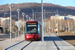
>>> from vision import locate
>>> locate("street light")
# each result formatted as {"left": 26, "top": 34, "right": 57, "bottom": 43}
{"left": 26, "top": 15, "right": 28, "bottom": 21}
{"left": 29, "top": 17, "right": 31, "bottom": 20}
{"left": 22, "top": 12, "right": 25, "bottom": 39}
{"left": 17, "top": 9, "right": 20, "bottom": 39}
{"left": 9, "top": 4, "right": 13, "bottom": 43}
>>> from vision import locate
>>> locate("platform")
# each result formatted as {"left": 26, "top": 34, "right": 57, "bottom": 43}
{"left": 4, "top": 33, "right": 75, "bottom": 50}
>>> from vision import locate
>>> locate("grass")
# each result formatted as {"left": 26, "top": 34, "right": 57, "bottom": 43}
{"left": 55, "top": 31, "right": 75, "bottom": 46}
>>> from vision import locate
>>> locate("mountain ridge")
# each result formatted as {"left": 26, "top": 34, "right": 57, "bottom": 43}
{"left": 0, "top": 3, "right": 75, "bottom": 21}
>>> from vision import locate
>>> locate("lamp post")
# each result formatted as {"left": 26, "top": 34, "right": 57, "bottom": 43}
{"left": 32, "top": 10, "right": 34, "bottom": 21}
{"left": 22, "top": 12, "right": 25, "bottom": 39}
{"left": 29, "top": 17, "right": 31, "bottom": 21}
{"left": 3, "top": 13, "right": 5, "bottom": 35}
{"left": 26, "top": 15, "right": 28, "bottom": 21}
{"left": 41, "top": 0, "right": 43, "bottom": 42}
{"left": 17, "top": 9, "right": 20, "bottom": 39}
{"left": 9, "top": 4, "right": 13, "bottom": 43}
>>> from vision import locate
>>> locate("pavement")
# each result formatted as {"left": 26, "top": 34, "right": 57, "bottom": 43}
{"left": 0, "top": 33, "right": 24, "bottom": 50}
{"left": 2, "top": 33, "right": 75, "bottom": 50}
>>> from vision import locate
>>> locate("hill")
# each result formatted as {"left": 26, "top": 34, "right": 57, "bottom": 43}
{"left": 0, "top": 3, "right": 75, "bottom": 21}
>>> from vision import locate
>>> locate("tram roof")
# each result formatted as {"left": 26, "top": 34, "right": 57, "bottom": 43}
{"left": 26, "top": 21, "right": 38, "bottom": 23}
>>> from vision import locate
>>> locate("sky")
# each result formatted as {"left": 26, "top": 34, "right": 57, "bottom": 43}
{"left": 0, "top": 0, "right": 75, "bottom": 7}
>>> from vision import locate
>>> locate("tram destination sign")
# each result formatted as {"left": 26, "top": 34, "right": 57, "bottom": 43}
{"left": 27, "top": 23, "right": 37, "bottom": 25}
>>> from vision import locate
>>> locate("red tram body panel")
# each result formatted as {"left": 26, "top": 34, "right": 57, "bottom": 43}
{"left": 25, "top": 34, "right": 40, "bottom": 40}
{"left": 25, "top": 21, "right": 41, "bottom": 40}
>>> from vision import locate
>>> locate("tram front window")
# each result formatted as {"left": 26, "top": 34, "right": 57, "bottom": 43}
{"left": 27, "top": 24, "right": 37, "bottom": 34}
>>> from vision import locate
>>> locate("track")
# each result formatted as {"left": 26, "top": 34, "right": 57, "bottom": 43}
{"left": 4, "top": 41, "right": 32, "bottom": 50}
{"left": 3, "top": 33, "right": 75, "bottom": 50}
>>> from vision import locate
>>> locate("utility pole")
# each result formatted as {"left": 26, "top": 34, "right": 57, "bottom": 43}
{"left": 49, "top": 20, "right": 50, "bottom": 33}
{"left": 32, "top": 10, "right": 34, "bottom": 21}
{"left": 52, "top": 19, "right": 53, "bottom": 33}
{"left": 29, "top": 17, "right": 31, "bottom": 21}
{"left": 17, "top": 9, "right": 20, "bottom": 39}
{"left": 9, "top": 4, "right": 13, "bottom": 43}
{"left": 26, "top": 15, "right": 28, "bottom": 21}
{"left": 41, "top": 0, "right": 43, "bottom": 42}
{"left": 4, "top": 13, "right": 5, "bottom": 35}
{"left": 57, "top": 9, "right": 59, "bottom": 34}
{"left": 44, "top": 9, "right": 45, "bottom": 35}
{"left": 34, "top": 14, "right": 36, "bottom": 21}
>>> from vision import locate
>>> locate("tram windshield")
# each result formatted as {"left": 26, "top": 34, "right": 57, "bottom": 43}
{"left": 26, "top": 23, "right": 37, "bottom": 34}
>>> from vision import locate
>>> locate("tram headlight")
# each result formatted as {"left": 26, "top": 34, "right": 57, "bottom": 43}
{"left": 27, "top": 36, "right": 28, "bottom": 38}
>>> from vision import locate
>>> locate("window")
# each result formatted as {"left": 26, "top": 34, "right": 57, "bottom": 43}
{"left": 26, "top": 23, "right": 37, "bottom": 34}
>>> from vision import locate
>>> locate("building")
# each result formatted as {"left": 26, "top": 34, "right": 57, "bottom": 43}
{"left": 15, "top": 20, "right": 25, "bottom": 30}
{"left": 0, "top": 17, "right": 10, "bottom": 33}
{"left": 50, "top": 15, "right": 75, "bottom": 20}
{"left": 50, "top": 15, "right": 75, "bottom": 32}
{"left": 0, "top": 17, "right": 10, "bottom": 26}
{"left": 66, "top": 15, "right": 75, "bottom": 20}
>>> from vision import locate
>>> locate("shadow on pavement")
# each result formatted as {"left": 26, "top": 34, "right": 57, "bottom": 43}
{"left": 44, "top": 36, "right": 60, "bottom": 50}
{"left": 44, "top": 36, "right": 63, "bottom": 41}
{"left": 58, "top": 35, "right": 75, "bottom": 40}
{"left": 3, "top": 40, "right": 25, "bottom": 50}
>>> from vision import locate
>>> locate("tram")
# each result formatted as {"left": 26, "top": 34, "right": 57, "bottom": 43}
{"left": 25, "top": 21, "right": 41, "bottom": 40}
